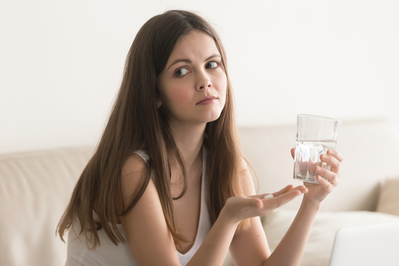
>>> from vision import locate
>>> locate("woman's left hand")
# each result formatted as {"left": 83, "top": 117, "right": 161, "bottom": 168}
{"left": 291, "top": 148, "right": 344, "bottom": 204}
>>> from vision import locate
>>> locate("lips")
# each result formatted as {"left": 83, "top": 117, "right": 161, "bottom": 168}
{"left": 196, "top": 96, "right": 218, "bottom": 105}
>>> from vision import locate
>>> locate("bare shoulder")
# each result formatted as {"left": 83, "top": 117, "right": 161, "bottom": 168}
{"left": 120, "top": 153, "right": 149, "bottom": 196}
{"left": 122, "top": 153, "right": 148, "bottom": 179}
{"left": 239, "top": 157, "right": 249, "bottom": 171}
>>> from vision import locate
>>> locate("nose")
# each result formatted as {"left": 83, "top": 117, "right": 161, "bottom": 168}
{"left": 198, "top": 82, "right": 211, "bottom": 90}
{"left": 196, "top": 72, "right": 212, "bottom": 91}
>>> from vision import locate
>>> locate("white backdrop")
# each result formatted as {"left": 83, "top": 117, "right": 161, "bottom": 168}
{"left": 1, "top": 0, "right": 398, "bottom": 154}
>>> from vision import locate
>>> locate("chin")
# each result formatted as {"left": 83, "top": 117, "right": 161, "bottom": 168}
{"left": 202, "top": 111, "right": 223, "bottom": 123}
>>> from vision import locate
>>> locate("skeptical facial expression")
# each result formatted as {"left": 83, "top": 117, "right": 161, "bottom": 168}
{"left": 156, "top": 30, "right": 227, "bottom": 127}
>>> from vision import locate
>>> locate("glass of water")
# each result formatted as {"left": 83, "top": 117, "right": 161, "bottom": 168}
{"left": 293, "top": 114, "right": 341, "bottom": 184}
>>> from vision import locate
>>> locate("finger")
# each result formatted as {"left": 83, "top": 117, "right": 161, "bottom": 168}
{"left": 272, "top": 189, "right": 305, "bottom": 208}
{"left": 316, "top": 175, "right": 334, "bottom": 193}
{"left": 253, "top": 185, "right": 306, "bottom": 201}
{"left": 315, "top": 166, "right": 339, "bottom": 186}
{"left": 320, "top": 153, "right": 341, "bottom": 174}
{"left": 308, "top": 159, "right": 317, "bottom": 176}
{"left": 277, "top": 185, "right": 308, "bottom": 194}
{"left": 249, "top": 193, "right": 273, "bottom": 200}
{"left": 253, "top": 198, "right": 263, "bottom": 209}
{"left": 241, "top": 197, "right": 263, "bottom": 209}
{"left": 252, "top": 186, "right": 294, "bottom": 199}
{"left": 272, "top": 184, "right": 295, "bottom": 197}
{"left": 269, "top": 186, "right": 307, "bottom": 205}
{"left": 327, "top": 149, "right": 344, "bottom": 163}
{"left": 294, "top": 185, "right": 308, "bottom": 194}
{"left": 291, "top": 148, "right": 295, "bottom": 159}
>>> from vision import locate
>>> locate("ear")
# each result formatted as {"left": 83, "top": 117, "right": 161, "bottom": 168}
{"left": 156, "top": 99, "right": 162, "bottom": 109}
{"left": 155, "top": 82, "right": 162, "bottom": 109}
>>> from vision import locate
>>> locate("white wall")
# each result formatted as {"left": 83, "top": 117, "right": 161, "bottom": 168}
{"left": 1, "top": 0, "right": 398, "bottom": 154}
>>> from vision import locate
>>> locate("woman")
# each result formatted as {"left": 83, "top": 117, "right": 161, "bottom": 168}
{"left": 57, "top": 10, "right": 343, "bottom": 266}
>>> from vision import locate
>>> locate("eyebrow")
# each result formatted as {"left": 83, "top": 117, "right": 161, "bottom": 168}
{"left": 166, "top": 54, "right": 221, "bottom": 71}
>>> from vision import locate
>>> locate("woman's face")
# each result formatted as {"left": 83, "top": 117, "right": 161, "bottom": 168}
{"left": 157, "top": 30, "right": 227, "bottom": 127}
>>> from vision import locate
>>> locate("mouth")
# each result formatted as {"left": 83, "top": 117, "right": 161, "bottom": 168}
{"left": 196, "top": 96, "right": 218, "bottom": 105}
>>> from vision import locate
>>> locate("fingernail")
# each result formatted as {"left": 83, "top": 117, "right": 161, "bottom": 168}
{"left": 316, "top": 166, "right": 321, "bottom": 172}
{"left": 329, "top": 150, "right": 334, "bottom": 154}
{"left": 321, "top": 154, "right": 326, "bottom": 160}
{"left": 264, "top": 194, "right": 274, "bottom": 199}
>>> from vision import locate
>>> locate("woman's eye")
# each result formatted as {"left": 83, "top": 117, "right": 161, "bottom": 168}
{"left": 174, "top": 68, "right": 189, "bottom": 77}
{"left": 206, "top": 61, "right": 219, "bottom": 69}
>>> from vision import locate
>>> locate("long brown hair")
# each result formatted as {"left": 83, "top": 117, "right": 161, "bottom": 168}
{"left": 57, "top": 9, "right": 251, "bottom": 249}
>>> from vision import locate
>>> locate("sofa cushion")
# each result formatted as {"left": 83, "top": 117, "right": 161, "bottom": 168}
{"left": 262, "top": 210, "right": 399, "bottom": 266}
{"left": 0, "top": 147, "right": 94, "bottom": 266}
{"left": 376, "top": 177, "right": 399, "bottom": 216}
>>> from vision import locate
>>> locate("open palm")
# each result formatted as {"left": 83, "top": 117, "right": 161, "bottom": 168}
{"left": 223, "top": 185, "right": 307, "bottom": 223}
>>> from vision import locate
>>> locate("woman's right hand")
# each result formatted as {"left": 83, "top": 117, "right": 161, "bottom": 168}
{"left": 222, "top": 184, "right": 308, "bottom": 223}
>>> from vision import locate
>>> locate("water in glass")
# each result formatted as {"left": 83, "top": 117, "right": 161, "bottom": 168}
{"left": 294, "top": 140, "right": 336, "bottom": 183}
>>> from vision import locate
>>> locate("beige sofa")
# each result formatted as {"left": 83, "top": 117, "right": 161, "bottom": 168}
{"left": 2, "top": 118, "right": 399, "bottom": 266}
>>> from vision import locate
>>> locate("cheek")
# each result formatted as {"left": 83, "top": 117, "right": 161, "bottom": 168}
{"left": 216, "top": 74, "right": 227, "bottom": 100}
{"left": 173, "top": 89, "right": 192, "bottom": 103}
{"left": 164, "top": 84, "right": 193, "bottom": 109}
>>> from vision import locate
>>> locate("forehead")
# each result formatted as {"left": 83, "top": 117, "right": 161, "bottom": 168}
{"left": 168, "top": 30, "right": 220, "bottom": 61}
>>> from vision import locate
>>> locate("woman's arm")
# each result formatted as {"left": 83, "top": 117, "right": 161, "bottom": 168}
{"left": 188, "top": 184, "right": 306, "bottom": 266}
{"left": 263, "top": 149, "right": 343, "bottom": 266}
{"left": 120, "top": 154, "right": 181, "bottom": 266}
{"left": 262, "top": 196, "right": 320, "bottom": 266}
{"left": 228, "top": 159, "right": 303, "bottom": 266}
{"left": 229, "top": 197, "right": 320, "bottom": 266}
{"left": 186, "top": 207, "right": 240, "bottom": 266}
{"left": 230, "top": 149, "right": 343, "bottom": 266}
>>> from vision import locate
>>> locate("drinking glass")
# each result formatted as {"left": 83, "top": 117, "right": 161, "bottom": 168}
{"left": 293, "top": 114, "right": 341, "bottom": 183}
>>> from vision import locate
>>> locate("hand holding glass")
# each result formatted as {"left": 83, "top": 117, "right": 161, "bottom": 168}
{"left": 293, "top": 114, "right": 341, "bottom": 184}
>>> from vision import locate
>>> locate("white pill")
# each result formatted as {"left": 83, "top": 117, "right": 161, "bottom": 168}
{"left": 264, "top": 194, "right": 274, "bottom": 199}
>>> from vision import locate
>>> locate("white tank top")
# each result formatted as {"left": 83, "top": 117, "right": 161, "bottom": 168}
{"left": 65, "top": 149, "right": 212, "bottom": 266}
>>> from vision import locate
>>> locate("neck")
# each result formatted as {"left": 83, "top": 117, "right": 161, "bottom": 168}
{"left": 169, "top": 122, "right": 206, "bottom": 174}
